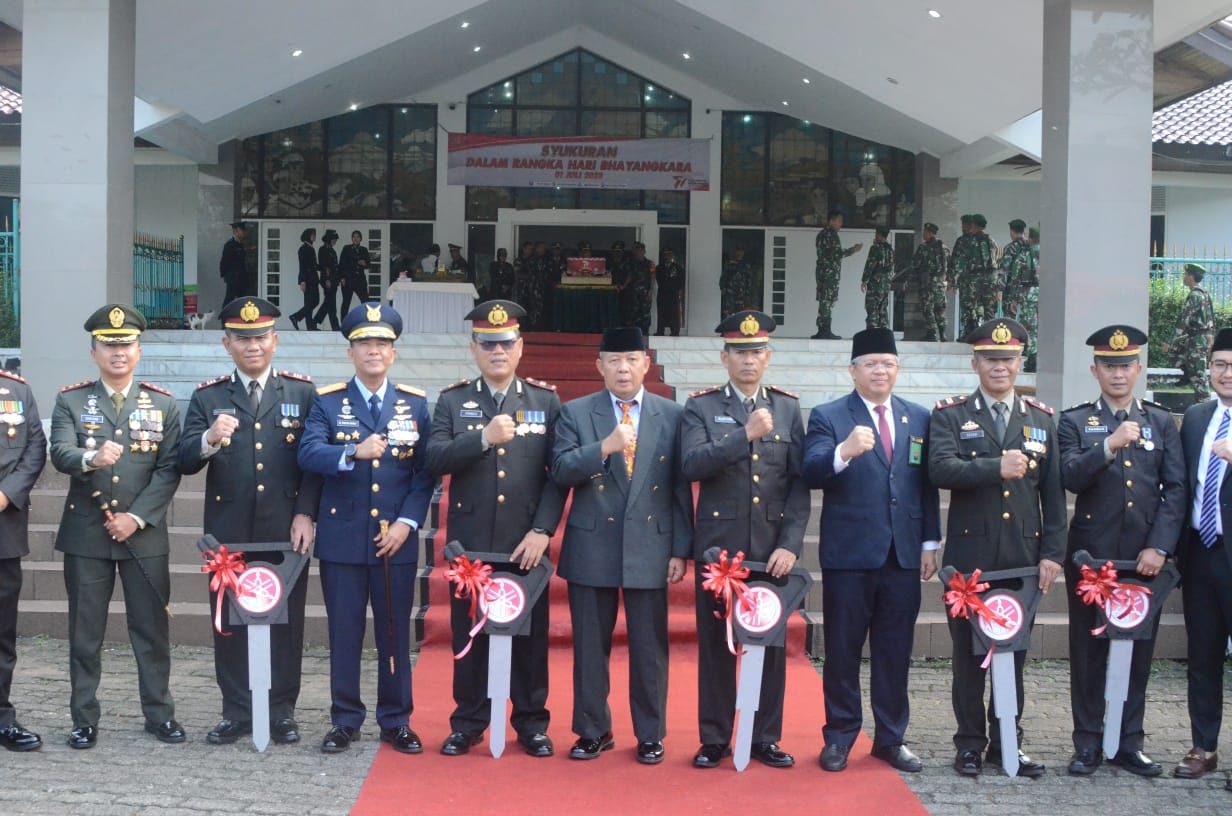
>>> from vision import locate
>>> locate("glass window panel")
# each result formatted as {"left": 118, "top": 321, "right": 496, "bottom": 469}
{"left": 516, "top": 108, "right": 577, "bottom": 137}
{"left": 326, "top": 108, "right": 388, "bottom": 218}
{"left": 644, "top": 110, "right": 689, "bottom": 139}
{"left": 721, "top": 113, "right": 766, "bottom": 225}
{"left": 767, "top": 117, "right": 831, "bottom": 227}
{"left": 580, "top": 110, "right": 641, "bottom": 137}
{"left": 389, "top": 223, "right": 434, "bottom": 283}
{"left": 391, "top": 105, "right": 436, "bottom": 219}
{"left": 516, "top": 52, "right": 578, "bottom": 107}
{"left": 831, "top": 134, "right": 899, "bottom": 228}
{"left": 580, "top": 52, "right": 640, "bottom": 108}
{"left": 644, "top": 190, "right": 689, "bottom": 225}
{"left": 517, "top": 186, "right": 576, "bottom": 210}
{"left": 263, "top": 122, "right": 325, "bottom": 218}
{"left": 238, "top": 137, "right": 261, "bottom": 217}
{"left": 469, "top": 80, "right": 514, "bottom": 107}
{"left": 888, "top": 152, "right": 917, "bottom": 229}
{"left": 577, "top": 188, "right": 641, "bottom": 211}
{"left": 643, "top": 82, "right": 689, "bottom": 110}
{"left": 466, "top": 186, "right": 513, "bottom": 222}
{"left": 468, "top": 107, "right": 513, "bottom": 135}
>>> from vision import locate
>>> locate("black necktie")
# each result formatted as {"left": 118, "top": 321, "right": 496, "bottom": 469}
{"left": 369, "top": 393, "right": 381, "bottom": 424}
{"left": 744, "top": 397, "right": 755, "bottom": 414}
{"left": 993, "top": 401, "right": 1007, "bottom": 442}
{"left": 248, "top": 380, "right": 262, "bottom": 414}
{"left": 493, "top": 391, "right": 505, "bottom": 413}
{"left": 1115, "top": 409, "right": 1128, "bottom": 422}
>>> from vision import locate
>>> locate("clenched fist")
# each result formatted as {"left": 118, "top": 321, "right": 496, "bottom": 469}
{"left": 484, "top": 414, "right": 517, "bottom": 446}
{"left": 354, "top": 433, "right": 388, "bottom": 460}
{"left": 91, "top": 440, "right": 125, "bottom": 469}
{"left": 745, "top": 408, "right": 774, "bottom": 442}
{"left": 1106, "top": 420, "right": 1140, "bottom": 452}
{"left": 839, "top": 425, "right": 876, "bottom": 461}
{"left": 206, "top": 413, "right": 240, "bottom": 447}
{"left": 601, "top": 423, "right": 636, "bottom": 456}
{"left": 1000, "top": 449, "right": 1029, "bottom": 480}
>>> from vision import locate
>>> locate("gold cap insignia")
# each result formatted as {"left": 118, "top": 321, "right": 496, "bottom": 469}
{"left": 365, "top": 303, "right": 382, "bottom": 322}
{"left": 108, "top": 307, "right": 125, "bottom": 329}
{"left": 990, "top": 322, "right": 1012, "bottom": 345}
{"left": 239, "top": 301, "right": 260, "bottom": 323}
{"left": 1109, "top": 329, "right": 1129, "bottom": 351}
{"left": 488, "top": 304, "right": 509, "bottom": 326}
{"left": 739, "top": 314, "right": 760, "bottom": 336}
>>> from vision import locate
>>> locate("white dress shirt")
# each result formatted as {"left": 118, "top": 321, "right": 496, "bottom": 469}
{"left": 1191, "top": 403, "right": 1232, "bottom": 534}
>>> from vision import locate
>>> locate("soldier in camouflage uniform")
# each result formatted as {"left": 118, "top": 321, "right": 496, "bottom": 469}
{"left": 948, "top": 215, "right": 975, "bottom": 336}
{"left": 1164, "top": 263, "right": 1217, "bottom": 401}
{"left": 620, "top": 241, "right": 655, "bottom": 336}
{"left": 968, "top": 214, "right": 1000, "bottom": 331}
{"left": 1021, "top": 227, "right": 1041, "bottom": 372}
{"left": 862, "top": 226, "right": 894, "bottom": 329}
{"left": 998, "top": 219, "right": 1033, "bottom": 320}
{"left": 521, "top": 242, "right": 548, "bottom": 331}
{"left": 812, "top": 209, "right": 864, "bottom": 339}
{"left": 913, "top": 222, "right": 949, "bottom": 341}
{"left": 720, "top": 246, "right": 753, "bottom": 320}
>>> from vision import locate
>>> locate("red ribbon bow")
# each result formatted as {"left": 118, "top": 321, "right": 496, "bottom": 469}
{"left": 446, "top": 554, "right": 495, "bottom": 659}
{"left": 1075, "top": 561, "right": 1152, "bottom": 635}
{"left": 201, "top": 546, "right": 247, "bottom": 635}
{"left": 702, "top": 549, "right": 754, "bottom": 656}
{"left": 944, "top": 569, "right": 1010, "bottom": 668}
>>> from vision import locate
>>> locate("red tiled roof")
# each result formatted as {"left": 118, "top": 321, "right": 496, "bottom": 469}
{"left": 1153, "top": 79, "right": 1232, "bottom": 145}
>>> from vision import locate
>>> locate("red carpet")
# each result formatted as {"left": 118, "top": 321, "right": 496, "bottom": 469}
{"left": 518, "top": 332, "right": 674, "bottom": 403}
{"left": 353, "top": 490, "right": 926, "bottom": 816}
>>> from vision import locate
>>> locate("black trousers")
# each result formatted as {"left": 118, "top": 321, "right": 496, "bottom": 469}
{"left": 221, "top": 277, "right": 244, "bottom": 311}
{"left": 0, "top": 557, "right": 19, "bottom": 728}
{"left": 313, "top": 283, "right": 340, "bottom": 331}
{"left": 449, "top": 589, "right": 550, "bottom": 737}
{"left": 339, "top": 276, "right": 368, "bottom": 316}
{"left": 209, "top": 559, "right": 308, "bottom": 723}
{"left": 567, "top": 583, "right": 668, "bottom": 742}
{"left": 947, "top": 602, "right": 1026, "bottom": 753}
{"left": 1181, "top": 530, "right": 1232, "bottom": 751}
{"left": 694, "top": 571, "right": 785, "bottom": 746}
{"left": 289, "top": 285, "right": 319, "bottom": 327}
{"left": 655, "top": 294, "right": 681, "bottom": 336}
{"left": 1065, "top": 561, "right": 1158, "bottom": 753}
{"left": 822, "top": 552, "right": 920, "bottom": 749}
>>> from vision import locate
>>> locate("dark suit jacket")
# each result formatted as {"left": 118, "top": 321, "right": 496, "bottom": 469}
{"left": 679, "top": 383, "right": 808, "bottom": 561}
{"left": 803, "top": 391, "right": 940, "bottom": 570}
{"left": 551, "top": 389, "right": 693, "bottom": 589}
{"left": 426, "top": 376, "right": 566, "bottom": 553}
{"left": 219, "top": 237, "right": 246, "bottom": 285}
{"left": 298, "top": 377, "right": 434, "bottom": 566}
{"left": 297, "top": 243, "right": 319, "bottom": 287}
{"left": 1059, "top": 397, "right": 1185, "bottom": 560}
{"left": 178, "top": 369, "right": 323, "bottom": 543}
{"left": 1178, "top": 399, "right": 1232, "bottom": 574}
{"left": 0, "top": 372, "right": 47, "bottom": 559}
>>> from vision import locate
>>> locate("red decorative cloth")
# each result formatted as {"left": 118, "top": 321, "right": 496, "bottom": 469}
{"left": 201, "top": 545, "right": 247, "bottom": 635}
{"left": 446, "top": 554, "right": 495, "bottom": 659}
{"left": 701, "top": 549, "right": 753, "bottom": 656}
{"left": 1075, "top": 561, "right": 1151, "bottom": 635}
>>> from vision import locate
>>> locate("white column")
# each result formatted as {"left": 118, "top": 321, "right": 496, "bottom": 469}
{"left": 20, "top": 0, "right": 136, "bottom": 403}
{"left": 436, "top": 104, "right": 467, "bottom": 253}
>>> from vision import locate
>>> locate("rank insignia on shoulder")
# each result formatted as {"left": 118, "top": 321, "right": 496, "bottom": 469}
{"left": 440, "top": 379, "right": 471, "bottom": 393}
{"left": 0, "top": 370, "right": 26, "bottom": 383}
{"left": 1141, "top": 398, "right": 1168, "bottom": 411}
{"left": 767, "top": 385, "right": 799, "bottom": 399}
{"left": 60, "top": 380, "right": 92, "bottom": 392}
{"left": 140, "top": 382, "right": 172, "bottom": 397}
{"left": 280, "top": 370, "right": 312, "bottom": 382}
{"left": 525, "top": 377, "right": 557, "bottom": 391}
{"left": 316, "top": 382, "right": 347, "bottom": 395}
{"left": 395, "top": 383, "right": 426, "bottom": 397}
{"left": 196, "top": 375, "right": 229, "bottom": 390}
{"left": 1065, "top": 401, "right": 1095, "bottom": 413}
{"left": 1023, "top": 395, "right": 1054, "bottom": 415}
{"left": 690, "top": 385, "right": 721, "bottom": 398}
{"left": 936, "top": 395, "right": 968, "bottom": 410}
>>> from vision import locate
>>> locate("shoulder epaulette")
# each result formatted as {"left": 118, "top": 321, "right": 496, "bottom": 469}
{"left": 689, "top": 385, "right": 722, "bottom": 398}
{"left": 524, "top": 377, "right": 557, "bottom": 392}
{"left": 1063, "top": 400, "right": 1095, "bottom": 412}
{"left": 767, "top": 385, "right": 799, "bottom": 399}
{"left": 140, "top": 382, "right": 173, "bottom": 397}
{"left": 0, "top": 369, "right": 25, "bottom": 383}
{"left": 60, "top": 380, "right": 92, "bottom": 393}
{"left": 934, "top": 394, "right": 969, "bottom": 410}
{"left": 396, "top": 383, "right": 427, "bottom": 397}
{"left": 316, "top": 382, "right": 347, "bottom": 395}
{"left": 1141, "top": 398, "right": 1170, "bottom": 412}
{"left": 196, "top": 375, "right": 230, "bottom": 391}
{"left": 1023, "top": 395, "right": 1054, "bottom": 415}
{"left": 439, "top": 379, "right": 471, "bottom": 393}
{"left": 279, "top": 370, "right": 312, "bottom": 383}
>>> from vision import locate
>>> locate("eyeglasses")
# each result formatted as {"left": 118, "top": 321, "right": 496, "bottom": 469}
{"left": 856, "top": 360, "right": 899, "bottom": 372}
{"left": 478, "top": 340, "right": 517, "bottom": 352}
{"left": 1211, "top": 360, "right": 1232, "bottom": 374}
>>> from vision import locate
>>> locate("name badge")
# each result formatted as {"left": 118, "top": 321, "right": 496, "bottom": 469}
{"left": 460, "top": 409, "right": 483, "bottom": 418}
{"left": 337, "top": 418, "right": 360, "bottom": 428}
{"left": 714, "top": 415, "right": 736, "bottom": 424}
{"left": 1084, "top": 425, "right": 1107, "bottom": 434}
{"left": 909, "top": 436, "right": 923, "bottom": 466}
{"left": 960, "top": 430, "right": 984, "bottom": 439}
{"left": 79, "top": 414, "right": 105, "bottom": 424}
{"left": 212, "top": 408, "right": 236, "bottom": 416}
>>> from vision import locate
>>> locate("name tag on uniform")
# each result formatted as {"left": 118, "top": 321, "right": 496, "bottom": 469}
{"left": 1084, "top": 425, "right": 1107, "bottom": 434}
{"left": 80, "top": 413, "right": 105, "bottom": 424}
{"left": 714, "top": 415, "right": 736, "bottom": 424}
{"left": 960, "top": 430, "right": 983, "bottom": 439}
{"left": 337, "top": 418, "right": 360, "bottom": 428}
{"left": 212, "top": 408, "right": 236, "bottom": 416}
{"left": 460, "top": 409, "right": 483, "bottom": 418}
{"left": 909, "top": 436, "right": 923, "bottom": 465}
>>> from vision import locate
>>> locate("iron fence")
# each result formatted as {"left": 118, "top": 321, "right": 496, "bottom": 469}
{"left": 132, "top": 232, "right": 184, "bottom": 328}
{"left": 1149, "top": 256, "right": 1232, "bottom": 303}
{"left": 0, "top": 200, "right": 18, "bottom": 346}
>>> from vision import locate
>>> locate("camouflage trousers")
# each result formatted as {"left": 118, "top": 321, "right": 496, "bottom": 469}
{"left": 920, "top": 277, "right": 947, "bottom": 340}
{"left": 720, "top": 284, "right": 745, "bottom": 320}
{"left": 1001, "top": 285, "right": 1024, "bottom": 320}
{"left": 976, "top": 272, "right": 1001, "bottom": 323}
{"left": 1020, "top": 286, "right": 1039, "bottom": 358}
{"left": 864, "top": 283, "right": 890, "bottom": 329}
{"left": 1175, "top": 344, "right": 1211, "bottom": 401}
{"left": 958, "top": 277, "right": 981, "bottom": 337}
{"left": 816, "top": 267, "right": 840, "bottom": 330}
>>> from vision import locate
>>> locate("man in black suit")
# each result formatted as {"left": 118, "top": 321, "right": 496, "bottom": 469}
{"left": 550, "top": 327, "right": 693, "bottom": 764}
{"left": 219, "top": 221, "right": 248, "bottom": 308}
{"left": 426, "top": 300, "right": 565, "bottom": 758}
{"left": 1173, "top": 327, "right": 1232, "bottom": 786}
{"left": 178, "top": 297, "right": 322, "bottom": 747}
{"left": 0, "top": 369, "right": 47, "bottom": 752}
{"left": 1058, "top": 325, "right": 1185, "bottom": 777}
{"left": 802, "top": 328, "right": 939, "bottom": 774}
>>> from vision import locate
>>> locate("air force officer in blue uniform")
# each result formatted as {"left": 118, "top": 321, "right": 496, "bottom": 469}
{"left": 802, "top": 328, "right": 940, "bottom": 774}
{"left": 299, "top": 303, "right": 434, "bottom": 755}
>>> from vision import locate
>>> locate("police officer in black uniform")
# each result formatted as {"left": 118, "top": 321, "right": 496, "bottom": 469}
{"left": 928, "top": 317, "right": 1067, "bottom": 777}
{"left": 426, "top": 300, "right": 566, "bottom": 757}
{"left": 680, "top": 310, "right": 809, "bottom": 769}
{"left": 1057, "top": 325, "right": 1184, "bottom": 777}
{"left": 0, "top": 368, "right": 47, "bottom": 752}
{"left": 219, "top": 221, "right": 249, "bottom": 308}
{"left": 178, "top": 297, "right": 323, "bottom": 746}
{"left": 654, "top": 247, "right": 684, "bottom": 337}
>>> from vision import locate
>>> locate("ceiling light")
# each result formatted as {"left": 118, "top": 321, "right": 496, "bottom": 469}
{"left": 682, "top": 52, "right": 691, "bottom": 60}
{"left": 460, "top": 21, "right": 470, "bottom": 28}
{"left": 291, "top": 49, "right": 303, "bottom": 57}
{"left": 742, "top": 115, "right": 752, "bottom": 123}
{"left": 928, "top": 9, "right": 942, "bottom": 18}
{"left": 473, "top": 45, "right": 482, "bottom": 52}
{"left": 802, "top": 78, "right": 810, "bottom": 84}
{"left": 349, "top": 103, "right": 358, "bottom": 111}
{"left": 781, "top": 100, "right": 789, "bottom": 106}
{"left": 400, "top": 107, "right": 408, "bottom": 114}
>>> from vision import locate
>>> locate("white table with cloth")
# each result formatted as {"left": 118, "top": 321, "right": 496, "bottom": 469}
{"left": 385, "top": 280, "right": 479, "bottom": 333}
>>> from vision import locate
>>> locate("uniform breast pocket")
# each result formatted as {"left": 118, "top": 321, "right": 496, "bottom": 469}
{"left": 958, "top": 437, "right": 989, "bottom": 459}
{"left": 700, "top": 501, "right": 736, "bottom": 522}
{"left": 759, "top": 435, "right": 789, "bottom": 463}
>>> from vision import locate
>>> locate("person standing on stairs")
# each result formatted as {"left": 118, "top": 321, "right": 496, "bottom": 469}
{"left": 812, "top": 209, "right": 862, "bottom": 340}
{"left": 313, "top": 229, "right": 341, "bottom": 332}
{"left": 427, "top": 300, "right": 566, "bottom": 758}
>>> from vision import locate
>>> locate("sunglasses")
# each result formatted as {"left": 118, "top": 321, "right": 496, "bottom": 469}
{"left": 478, "top": 340, "right": 518, "bottom": 352}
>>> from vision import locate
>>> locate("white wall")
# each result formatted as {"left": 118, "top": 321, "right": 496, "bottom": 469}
{"left": 1161, "top": 183, "right": 1232, "bottom": 257}
{"left": 134, "top": 164, "right": 200, "bottom": 285}
{"left": 957, "top": 177, "right": 1041, "bottom": 248}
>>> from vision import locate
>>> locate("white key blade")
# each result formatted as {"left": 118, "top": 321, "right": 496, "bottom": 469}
{"left": 1102, "top": 639, "right": 1133, "bottom": 759}
{"left": 487, "top": 635, "right": 513, "bottom": 759}
{"left": 248, "top": 624, "right": 272, "bottom": 753}
{"left": 990, "top": 651, "right": 1019, "bottom": 777}
{"left": 733, "top": 645, "right": 765, "bottom": 772}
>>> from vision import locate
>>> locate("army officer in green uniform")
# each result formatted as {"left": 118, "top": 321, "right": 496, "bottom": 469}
{"left": 49, "top": 304, "right": 184, "bottom": 749}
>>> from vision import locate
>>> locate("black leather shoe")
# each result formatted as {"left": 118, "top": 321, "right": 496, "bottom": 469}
{"left": 440, "top": 730, "right": 482, "bottom": 756}
{"left": 381, "top": 726, "right": 423, "bottom": 754}
{"left": 819, "top": 743, "right": 850, "bottom": 772}
{"left": 145, "top": 720, "right": 187, "bottom": 744}
{"left": 569, "top": 732, "right": 615, "bottom": 760}
{"left": 751, "top": 742, "right": 795, "bottom": 768}
{"left": 954, "top": 749, "right": 982, "bottom": 776}
{"left": 270, "top": 718, "right": 299, "bottom": 745}
{"left": 321, "top": 725, "right": 359, "bottom": 754}
{"left": 810, "top": 331, "right": 826, "bottom": 340}
{"left": 1110, "top": 749, "right": 1162, "bottom": 777}
{"left": 871, "top": 743, "right": 922, "bottom": 773}
{"left": 693, "top": 743, "right": 731, "bottom": 768}
{"left": 518, "top": 732, "right": 553, "bottom": 757}
{"left": 206, "top": 719, "right": 251, "bottom": 745}
{"left": 67, "top": 725, "right": 97, "bottom": 750}
{"left": 986, "top": 748, "right": 1045, "bottom": 778}
{"left": 1068, "top": 748, "right": 1102, "bottom": 776}
{"left": 636, "top": 740, "right": 665, "bottom": 764}
{"left": 290, "top": 315, "right": 302, "bottom": 330}
{"left": 0, "top": 723, "right": 42, "bottom": 752}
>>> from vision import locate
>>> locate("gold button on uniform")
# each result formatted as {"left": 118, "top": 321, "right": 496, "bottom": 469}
{"left": 1003, "top": 490, "right": 1010, "bottom": 498}
{"left": 370, "top": 508, "right": 379, "bottom": 517}
{"left": 752, "top": 454, "right": 759, "bottom": 462}
{"left": 659, "top": 455, "right": 666, "bottom": 462}
{"left": 256, "top": 463, "right": 264, "bottom": 471}
{"left": 255, "top": 442, "right": 263, "bottom": 450}
{"left": 254, "top": 422, "right": 262, "bottom": 431}
{"left": 712, "top": 511, "right": 720, "bottom": 518}
{"left": 115, "top": 429, "right": 123, "bottom": 437}
{"left": 774, "top": 435, "right": 780, "bottom": 441}
{"left": 647, "top": 515, "right": 653, "bottom": 523}
{"left": 498, "top": 470, "right": 506, "bottom": 479}
{"left": 1002, "top": 512, "right": 1010, "bottom": 520}
{"left": 753, "top": 496, "right": 760, "bottom": 504}
{"left": 1126, "top": 480, "right": 1133, "bottom": 488}
{"left": 330, "top": 508, "right": 337, "bottom": 515}
{"left": 607, "top": 517, "right": 615, "bottom": 523}
{"left": 372, "top": 460, "right": 380, "bottom": 469}
{"left": 753, "top": 474, "right": 760, "bottom": 483}
{"left": 1127, "top": 501, "right": 1134, "bottom": 508}
{"left": 497, "top": 494, "right": 505, "bottom": 503}
{"left": 110, "top": 499, "right": 119, "bottom": 508}
{"left": 112, "top": 476, "right": 120, "bottom": 483}
{"left": 1124, "top": 461, "right": 1132, "bottom": 468}
{"left": 372, "top": 484, "right": 380, "bottom": 493}
{"left": 597, "top": 484, "right": 605, "bottom": 493}
{"left": 256, "top": 484, "right": 265, "bottom": 492}
{"left": 215, "top": 496, "right": 221, "bottom": 502}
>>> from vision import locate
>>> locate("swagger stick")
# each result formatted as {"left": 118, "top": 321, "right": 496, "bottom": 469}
{"left": 93, "top": 490, "right": 172, "bottom": 618}
{"left": 380, "top": 520, "right": 395, "bottom": 675}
